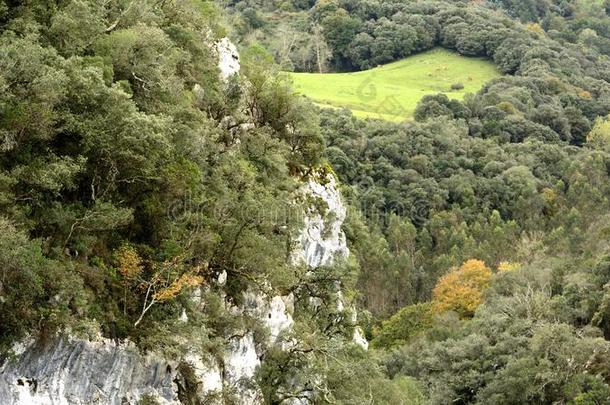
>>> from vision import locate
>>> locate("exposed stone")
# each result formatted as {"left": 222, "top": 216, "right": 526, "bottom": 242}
{"left": 353, "top": 327, "right": 369, "bottom": 350}
{"left": 183, "top": 352, "right": 222, "bottom": 398}
{"left": 0, "top": 31, "right": 363, "bottom": 399}
{"left": 0, "top": 170, "right": 365, "bottom": 404}
{"left": 223, "top": 333, "right": 261, "bottom": 404}
{"left": 214, "top": 37, "right": 240, "bottom": 80}
{"left": 0, "top": 337, "right": 178, "bottom": 405}
{"left": 292, "top": 174, "right": 349, "bottom": 268}
{"left": 217, "top": 270, "right": 227, "bottom": 286}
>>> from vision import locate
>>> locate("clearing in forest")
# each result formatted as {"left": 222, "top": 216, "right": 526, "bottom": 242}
{"left": 287, "top": 48, "right": 501, "bottom": 122}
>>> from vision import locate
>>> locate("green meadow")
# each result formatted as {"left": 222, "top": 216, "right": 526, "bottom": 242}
{"left": 287, "top": 48, "right": 501, "bottom": 122}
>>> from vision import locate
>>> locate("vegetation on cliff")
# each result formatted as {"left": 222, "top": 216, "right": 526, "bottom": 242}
{"left": 0, "top": 0, "right": 326, "bottom": 355}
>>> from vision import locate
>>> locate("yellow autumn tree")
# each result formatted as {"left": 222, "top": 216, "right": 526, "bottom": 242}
{"left": 133, "top": 258, "right": 205, "bottom": 327}
{"left": 432, "top": 259, "right": 492, "bottom": 318}
{"left": 115, "top": 246, "right": 205, "bottom": 327}
{"left": 116, "top": 245, "right": 144, "bottom": 315}
{"left": 525, "top": 22, "right": 545, "bottom": 37}
{"left": 587, "top": 116, "right": 610, "bottom": 151}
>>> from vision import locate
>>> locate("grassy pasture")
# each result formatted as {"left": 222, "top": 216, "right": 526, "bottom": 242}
{"left": 286, "top": 48, "right": 501, "bottom": 121}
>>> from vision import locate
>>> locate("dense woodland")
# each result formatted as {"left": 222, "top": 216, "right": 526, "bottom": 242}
{"left": 3, "top": 0, "right": 610, "bottom": 403}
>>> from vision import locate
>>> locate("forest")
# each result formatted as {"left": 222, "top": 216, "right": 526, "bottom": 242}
{"left": 2, "top": 0, "right": 610, "bottom": 404}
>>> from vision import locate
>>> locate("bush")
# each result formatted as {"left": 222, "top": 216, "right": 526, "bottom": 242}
{"left": 450, "top": 82, "right": 464, "bottom": 90}
{"left": 0, "top": 218, "right": 84, "bottom": 350}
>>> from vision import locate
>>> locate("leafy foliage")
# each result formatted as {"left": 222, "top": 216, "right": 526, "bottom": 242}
{"left": 6, "top": 0, "right": 610, "bottom": 403}
{"left": 432, "top": 259, "right": 492, "bottom": 318}
{"left": 0, "top": 0, "right": 324, "bottom": 348}
{"left": 371, "top": 303, "right": 433, "bottom": 349}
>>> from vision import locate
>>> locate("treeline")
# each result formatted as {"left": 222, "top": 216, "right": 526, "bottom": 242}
{"left": 308, "top": 0, "right": 610, "bottom": 318}
{"left": 323, "top": 109, "right": 610, "bottom": 317}
{"left": 490, "top": 0, "right": 610, "bottom": 60}
{"left": 225, "top": 0, "right": 610, "bottom": 74}
{"left": 488, "top": 0, "right": 608, "bottom": 22}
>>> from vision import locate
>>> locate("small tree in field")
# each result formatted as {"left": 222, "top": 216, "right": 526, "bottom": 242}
{"left": 432, "top": 259, "right": 492, "bottom": 318}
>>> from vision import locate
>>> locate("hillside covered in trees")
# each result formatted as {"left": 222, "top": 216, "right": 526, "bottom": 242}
{"left": 3, "top": 0, "right": 610, "bottom": 404}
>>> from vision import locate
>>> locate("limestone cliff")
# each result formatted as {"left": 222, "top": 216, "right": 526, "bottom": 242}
{"left": 0, "top": 170, "right": 354, "bottom": 405}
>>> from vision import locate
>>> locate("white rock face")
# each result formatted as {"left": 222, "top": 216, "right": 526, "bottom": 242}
{"left": 293, "top": 175, "right": 349, "bottom": 268}
{"left": 193, "top": 173, "right": 354, "bottom": 402}
{"left": 267, "top": 296, "right": 294, "bottom": 342}
{"left": 224, "top": 333, "right": 261, "bottom": 404}
{"left": 215, "top": 37, "right": 240, "bottom": 80}
{"left": 186, "top": 288, "right": 296, "bottom": 403}
{"left": 353, "top": 327, "right": 369, "bottom": 350}
{"left": 217, "top": 269, "right": 227, "bottom": 286}
{"left": 184, "top": 352, "right": 222, "bottom": 396}
{"left": 294, "top": 174, "right": 367, "bottom": 350}
{"left": 0, "top": 338, "right": 179, "bottom": 405}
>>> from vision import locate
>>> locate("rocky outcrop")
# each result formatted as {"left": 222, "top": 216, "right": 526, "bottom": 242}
{"left": 214, "top": 37, "right": 240, "bottom": 80}
{"left": 293, "top": 174, "right": 366, "bottom": 350}
{"left": 0, "top": 338, "right": 178, "bottom": 405}
{"left": 292, "top": 175, "right": 349, "bottom": 268}
{"left": 0, "top": 172, "right": 357, "bottom": 405}
{"left": 208, "top": 291, "right": 295, "bottom": 403}
{"left": 190, "top": 173, "right": 352, "bottom": 402}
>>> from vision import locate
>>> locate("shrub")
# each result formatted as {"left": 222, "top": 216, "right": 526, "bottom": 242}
{"left": 450, "top": 82, "right": 464, "bottom": 91}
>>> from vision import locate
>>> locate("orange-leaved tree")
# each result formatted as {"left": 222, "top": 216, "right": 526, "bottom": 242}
{"left": 116, "top": 245, "right": 144, "bottom": 315}
{"left": 432, "top": 259, "right": 492, "bottom": 318}
{"left": 115, "top": 246, "right": 204, "bottom": 327}
{"left": 133, "top": 258, "right": 205, "bottom": 327}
